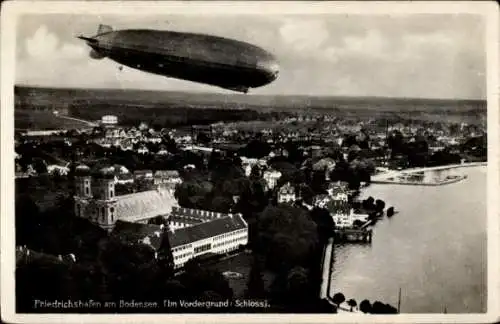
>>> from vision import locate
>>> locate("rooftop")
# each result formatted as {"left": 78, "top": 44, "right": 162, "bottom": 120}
{"left": 170, "top": 207, "right": 227, "bottom": 222}
{"left": 116, "top": 188, "right": 178, "bottom": 222}
{"left": 168, "top": 215, "right": 204, "bottom": 226}
{"left": 167, "top": 213, "right": 247, "bottom": 248}
{"left": 154, "top": 170, "right": 180, "bottom": 178}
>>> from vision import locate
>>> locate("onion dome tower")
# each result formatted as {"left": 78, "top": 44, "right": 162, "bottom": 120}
{"left": 74, "top": 164, "right": 91, "bottom": 218}
{"left": 91, "top": 166, "right": 118, "bottom": 231}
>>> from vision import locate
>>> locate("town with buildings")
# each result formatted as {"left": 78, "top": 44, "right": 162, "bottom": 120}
{"left": 15, "top": 103, "right": 486, "bottom": 313}
{"left": 8, "top": 8, "right": 491, "bottom": 318}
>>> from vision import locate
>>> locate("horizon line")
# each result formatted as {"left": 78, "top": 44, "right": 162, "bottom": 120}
{"left": 14, "top": 84, "right": 487, "bottom": 102}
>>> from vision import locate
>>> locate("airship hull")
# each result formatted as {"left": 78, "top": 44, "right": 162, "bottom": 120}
{"left": 80, "top": 28, "right": 279, "bottom": 93}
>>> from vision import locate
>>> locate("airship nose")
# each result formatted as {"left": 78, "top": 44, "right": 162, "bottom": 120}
{"left": 267, "top": 62, "right": 280, "bottom": 80}
{"left": 77, "top": 35, "right": 98, "bottom": 44}
{"left": 257, "top": 59, "right": 280, "bottom": 82}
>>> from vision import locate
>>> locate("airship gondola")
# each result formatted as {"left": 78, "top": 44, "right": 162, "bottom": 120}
{"left": 78, "top": 24, "right": 279, "bottom": 93}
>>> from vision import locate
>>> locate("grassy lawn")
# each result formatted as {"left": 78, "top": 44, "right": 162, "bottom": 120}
{"left": 208, "top": 251, "right": 275, "bottom": 298}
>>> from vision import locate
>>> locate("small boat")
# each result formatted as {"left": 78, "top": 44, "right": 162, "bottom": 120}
{"left": 387, "top": 207, "right": 396, "bottom": 217}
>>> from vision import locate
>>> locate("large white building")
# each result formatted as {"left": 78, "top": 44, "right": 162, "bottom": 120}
{"left": 101, "top": 115, "right": 118, "bottom": 126}
{"left": 166, "top": 207, "right": 248, "bottom": 269}
{"left": 113, "top": 208, "right": 249, "bottom": 270}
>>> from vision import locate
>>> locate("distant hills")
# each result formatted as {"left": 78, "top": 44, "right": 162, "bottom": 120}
{"left": 14, "top": 85, "right": 486, "bottom": 113}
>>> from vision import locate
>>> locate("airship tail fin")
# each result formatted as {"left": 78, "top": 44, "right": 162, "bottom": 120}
{"left": 96, "top": 24, "right": 113, "bottom": 35}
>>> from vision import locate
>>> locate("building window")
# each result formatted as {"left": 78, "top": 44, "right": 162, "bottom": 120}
{"left": 110, "top": 189, "right": 114, "bottom": 198}
{"left": 194, "top": 243, "right": 211, "bottom": 254}
{"left": 85, "top": 186, "right": 89, "bottom": 195}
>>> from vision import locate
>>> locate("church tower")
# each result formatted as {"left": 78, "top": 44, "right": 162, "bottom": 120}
{"left": 74, "top": 164, "right": 92, "bottom": 219}
{"left": 92, "top": 167, "right": 118, "bottom": 232}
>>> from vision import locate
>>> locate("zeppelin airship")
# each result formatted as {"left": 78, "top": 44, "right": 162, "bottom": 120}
{"left": 78, "top": 24, "right": 279, "bottom": 93}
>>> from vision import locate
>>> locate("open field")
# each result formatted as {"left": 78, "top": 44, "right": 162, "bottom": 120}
{"left": 15, "top": 85, "right": 486, "bottom": 112}
{"left": 15, "top": 85, "right": 487, "bottom": 128}
{"left": 15, "top": 110, "right": 95, "bottom": 131}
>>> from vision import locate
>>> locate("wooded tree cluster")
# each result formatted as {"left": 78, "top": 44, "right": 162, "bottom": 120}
{"left": 15, "top": 197, "right": 237, "bottom": 313}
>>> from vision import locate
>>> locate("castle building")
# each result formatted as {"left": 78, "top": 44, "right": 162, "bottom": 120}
{"left": 74, "top": 165, "right": 248, "bottom": 269}
{"left": 110, "top": 207, "right": 249, "bottom": 269}
{"left": 167, "top": 209, "right": 248, "bottom": 269}
{"left": 73, "top": 165, "right": 178, "bottom": 231}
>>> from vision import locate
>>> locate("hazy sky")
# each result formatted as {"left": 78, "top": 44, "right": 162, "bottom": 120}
{"left": 15, "top": 13, "right": 486, "bottom": 99}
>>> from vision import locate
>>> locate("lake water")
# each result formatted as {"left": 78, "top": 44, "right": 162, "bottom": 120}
{"left": 329, "top": 166, "right": 487, "bottom": 313}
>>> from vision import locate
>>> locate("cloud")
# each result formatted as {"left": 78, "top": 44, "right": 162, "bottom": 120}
{"left": 321, "top": 29, "right": 387, "bottom": 64}
{"left": 15, "top": 14, "right": 486, "bottom": 99}
{"left": 24, "top": 24, "right": 87, "bottom": 62}
{"left": 60, "top": 43, "right": 87, "bottom": 59}
{"left": 279, "top": 19, "right": 329, "bottom": 53}
{"left": 342, "top": 30, "right": 386, "bottom": 58}
{"left": 25, "top": 25, "right": 59, "bottom": 59}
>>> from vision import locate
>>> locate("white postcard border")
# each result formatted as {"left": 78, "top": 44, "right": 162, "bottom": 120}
{"left": 1, "top": 1, "right": 499, "bottom": 323}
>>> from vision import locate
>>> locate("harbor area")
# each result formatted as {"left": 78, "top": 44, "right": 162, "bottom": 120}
{"left": 334, "top": 227, "right": 373, "bottom": 243}
{"left": 371, "top": 162, "right": 485, "bottom": 186}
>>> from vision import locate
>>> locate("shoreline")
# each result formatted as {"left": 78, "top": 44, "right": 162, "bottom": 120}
{"left": 372, "top": 174, "right": 468, "bottom": 186}
{"left": 371, "top": 162, "right": 486, "bottom": 186}
{"left": 346, "top": 164, "right": 486, "bottom": 313}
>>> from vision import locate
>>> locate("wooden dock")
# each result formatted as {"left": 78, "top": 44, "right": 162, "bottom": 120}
{"left": 334, "top": 228, "right": 373, "bottom": 243}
